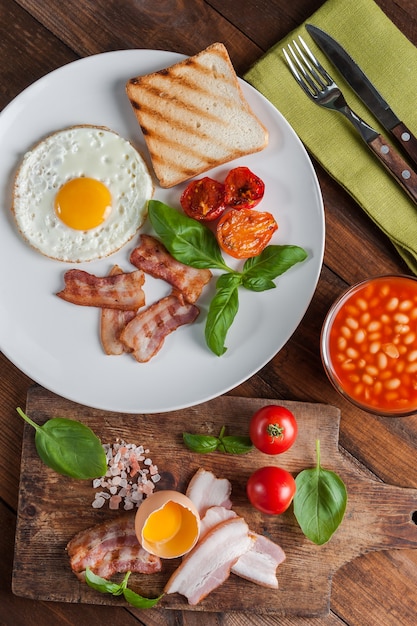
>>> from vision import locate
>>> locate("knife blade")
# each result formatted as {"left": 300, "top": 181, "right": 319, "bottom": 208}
{"left": 305, "top": 23, "right": 417, "bottom": 168}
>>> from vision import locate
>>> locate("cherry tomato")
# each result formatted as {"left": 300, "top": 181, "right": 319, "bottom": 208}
{"left": 180, "top": 177, "right": 225, "bottom": 221}
{"left": 246, "top": 466, "right": 296, "bottom": 515}
{"left": 224, "top": 167, "right": 265, "bottom": 209}
{"left": 216, "top": 208, "right": 277, "bottom": 259}
{"left": 249, "top": 405, "right": 298, "bottom": 455}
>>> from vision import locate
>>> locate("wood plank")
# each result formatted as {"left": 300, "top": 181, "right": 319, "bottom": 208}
{"left": 0, "top": 0, "right": 79, "bottom": 109}
{"left": 15, "top": 0, "right": 262, "bottom": 73}
{"left": 332, "top": 550, "right": 417, "bottom": 626}
{"left": 12, "top": 386, "right": 417, "bottom": 617}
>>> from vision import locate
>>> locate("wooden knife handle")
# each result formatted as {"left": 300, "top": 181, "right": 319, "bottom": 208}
{"left": 391, "top": 121, "right": 417, "bottom": 168}
{"left": 368, "top": 134, "right": 417, "bottom": 206}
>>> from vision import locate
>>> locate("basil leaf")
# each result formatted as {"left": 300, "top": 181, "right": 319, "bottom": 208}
{"left": 293, "top": 440, "right": 347, "bottom": 545}
{"left": 123, "top": 587, "right": 163, "bottom": 609}
{"left": 243, "top": 245, "right": 308, "bottom": 281}
{"left": 205, "top": 283, "right": 239, "bottom": 356}
{"left": 16, "top": 408, "right": 107, "bottom": 480}
{"left": 219, "top": 435, "right": 253, "bottom": 454}
{"left": 85, "top": 568, "right": 163, "bottom": 609}
{"left": 183, "top": 432, "right": 219, "bottom": 453}
{"left": 85, "top": 567, "right": 125, "bottom": 595}
{"left": 148, "top": 200, "right": 229, "bottom": 271}
{"left": 241, "top": 276, "right": 276, "bottom": 292}
{"left": 183, "top": 426, "right": 253, "bottom": 455}
{"left": 216, "top": 272, "right": 242, "bottom": 289}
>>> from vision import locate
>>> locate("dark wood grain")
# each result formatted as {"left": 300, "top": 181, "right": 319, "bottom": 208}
{"left": 1, "top": 0, "right": 417, "bottom": 625}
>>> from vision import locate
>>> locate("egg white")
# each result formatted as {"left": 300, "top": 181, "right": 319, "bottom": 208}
{"left": 12, "top": 125, "right": 154, "bottom": 262}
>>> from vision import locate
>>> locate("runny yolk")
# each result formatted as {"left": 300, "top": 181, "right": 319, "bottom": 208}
{"left": 54, "top": 177, "right": 112, "bottom": 230}
{"left": 142, "top": 501, "right": 183, "bottom": 545}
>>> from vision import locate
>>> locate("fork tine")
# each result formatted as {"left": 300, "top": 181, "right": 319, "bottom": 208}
{"left": 285, "top": 42, "right": 321, "bottom": 96}
{"left": 297, "top": 36, "right": 333, "bottom": 86}
{"left": 283, "top": 35, "right": 335, "bottom": 100}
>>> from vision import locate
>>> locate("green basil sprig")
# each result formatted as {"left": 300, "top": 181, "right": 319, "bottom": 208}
{"left": 183, "top": 425, "right": 253, "bottom": 455}
{"left": 85, "top": 567, "right": 163, "bottom": 608}
{"left": 148, "top": 200, "right": 307, "bottom": 356}
{"left": 148, "top": 199, "right": 231, "bottom": 271}
{"left": 16, "top": 407, "right": 107, "bottom": 480}
{"left": 293, "top": 439, "right": 347, "bottom": 545}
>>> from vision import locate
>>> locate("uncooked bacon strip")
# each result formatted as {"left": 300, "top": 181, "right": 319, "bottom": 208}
{"left": 66, "top": 515, "right": 161, "bottom": 580}
{"left": 130, "top": 234, "right": 212, "bottom": 303}
{"left": 198, "top": 506, "right": 286, "bottom": 589}
{"left": 57, "top": 268, "right": 145, "bottom": 310}
{"left": 186, "top": 468, "right": 233, "bottom": 517}
{"left": 164, "top": 517, "right": 254, "bottom": 605}
{"left": 120, "top": 293, "right": 199, "bottom": 362}
{"left": 100, "top": 266, "right": 136, "bottom": 355}
{"left": 231, "top": 533, "right": 286, "bottom": 589}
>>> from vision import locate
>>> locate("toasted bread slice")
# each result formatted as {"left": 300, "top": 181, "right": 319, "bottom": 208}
{"left": 126, "top": 43, "right": 268, "bottom": 188}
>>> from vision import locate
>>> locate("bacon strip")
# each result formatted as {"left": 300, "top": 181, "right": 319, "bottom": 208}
{"left": 186, "top": 468, "right": 232, "bottom": 517}
{"left": 164, "top": 517, "right": 254, "bottom": 605}
{"left": 66, "top": 515, "right": 161, "bottom": 580}
{"left": 198, "top": 506, "right": 286, "bottom": 589}
{"left": 57, "top": 268, "right": 146, "bottom": 310}
{"left": 231, "top": 533, "right": 286, "bottom": 589}
{"left": 120, "top": 293, "right": 199, "bottom": 362}
{"left": 100, "top": 266, "right": 136, "bottom": 355}
{"left": 130, "top": 234, "right": 212, "bottom": 303}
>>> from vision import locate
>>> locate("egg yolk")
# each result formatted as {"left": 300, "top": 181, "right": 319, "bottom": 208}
{"left": 142, "top": 501, "right": 183, "bottom": 545}
{"left": 54, "top": 177, "right": 112, "bottom": 230}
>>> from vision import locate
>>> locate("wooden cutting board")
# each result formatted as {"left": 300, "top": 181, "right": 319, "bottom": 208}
{"left": 12, "top": 385, "right": 417, "bottom": 616}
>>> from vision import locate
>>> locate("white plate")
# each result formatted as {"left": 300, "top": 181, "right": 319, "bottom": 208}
{"left": 0, "top": 50, "right": 324, "bottom": 414}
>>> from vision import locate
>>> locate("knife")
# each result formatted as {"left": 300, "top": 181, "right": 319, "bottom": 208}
{"left": 305, "top": 23, "right": 417, "bottom": 168}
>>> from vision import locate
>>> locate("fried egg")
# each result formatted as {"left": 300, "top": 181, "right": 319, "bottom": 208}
{"left": 12, "top": 125, "right": 154, "bottom": 262}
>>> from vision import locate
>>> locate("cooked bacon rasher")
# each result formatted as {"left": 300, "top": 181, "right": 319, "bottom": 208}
{"left": 100, "top": 266, "right": 136, "bottom": 355}
{"left": 57, "top": 268, "right": 145, "bottom": 310}
{"left": 66, "top": 515, "right": 161, "bottom": 580}
{"left": 130, "top": 234, "right": 212, "bottom": 304}
{"left": 120, "top": 292, "right": 199, "bottom": 362}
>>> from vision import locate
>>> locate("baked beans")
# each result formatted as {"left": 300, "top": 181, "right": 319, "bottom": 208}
{"left": 322, "top": 276, "right": 417, "bottom": 415}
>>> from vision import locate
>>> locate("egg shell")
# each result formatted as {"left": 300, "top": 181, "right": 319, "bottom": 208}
{"left": 135, "top": 490, "right": 200, "bottom": 559}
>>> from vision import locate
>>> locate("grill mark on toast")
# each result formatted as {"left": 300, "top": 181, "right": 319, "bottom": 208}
{"left": 126, "top": 42, "right": 268, "bottom": 187}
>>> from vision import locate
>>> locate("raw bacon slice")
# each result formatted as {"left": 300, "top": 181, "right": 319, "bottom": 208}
{"left": 120, "top": 292, "right": 199, "bottom": 362}
{"left": 164, "top": 517, "right": 254, "bottom": 605}
{"left": 199, "top": 505, "right": 237, "bottom": 539}
{"left": 130, "top": 234, "right": 212, "bottom": 303}
{"left": 66, "top": 515, "right": 161, "bottom": 580}
{"left": 199, "top": 506, "right": 286, "bottom": 589}
{"left": 231, "top": 533, "right": 286, "bottom": 589}
{"left": 57, "top": 268, "right": 146, "bottom": 310}
{"left": 186, "top": 468, "right": 232, "bottom": 517}
{"left": 100, "top": 266, "right": 136, "bottom": 355}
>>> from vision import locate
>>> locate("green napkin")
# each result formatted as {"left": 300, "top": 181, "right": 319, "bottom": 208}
{"left": 244, "top": 0, "right": 417, "bottom": 274}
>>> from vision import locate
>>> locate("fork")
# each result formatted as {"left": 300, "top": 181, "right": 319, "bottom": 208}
{"left": 284, "top": 36, "right": 417, "bottom": 206}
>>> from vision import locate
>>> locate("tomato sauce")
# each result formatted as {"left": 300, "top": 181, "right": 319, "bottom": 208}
{"left": 322, "top": 276, "right": 417, "bottom": 415}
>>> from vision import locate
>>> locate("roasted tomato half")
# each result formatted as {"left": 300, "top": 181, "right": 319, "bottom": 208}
{"left": 216, "top": 208, "right": 278, "bottom": 259}
{"left": 180, "top": 177, "right": 226, "bottom": 221}
{"left": 224, "top": 167, "right": 265, "bottom": 209}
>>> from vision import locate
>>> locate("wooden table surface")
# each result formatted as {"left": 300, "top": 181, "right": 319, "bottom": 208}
{"left": 1, "top": 1, "right": 416, "bottom": 625}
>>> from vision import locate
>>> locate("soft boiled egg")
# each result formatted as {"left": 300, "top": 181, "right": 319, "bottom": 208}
{"left": 12, "top": 125, "right": 154, "bottom": 262}
{"left": 135, "top": 490, "right": 200, "bottom": 559}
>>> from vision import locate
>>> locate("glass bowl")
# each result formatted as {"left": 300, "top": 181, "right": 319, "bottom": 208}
{"left": 321, "top": 275, "right": 417, "bottom": 417}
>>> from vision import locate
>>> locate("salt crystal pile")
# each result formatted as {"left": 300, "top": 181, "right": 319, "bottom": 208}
{"left": 92, "top": 440, "right": 160, "bottom": 510}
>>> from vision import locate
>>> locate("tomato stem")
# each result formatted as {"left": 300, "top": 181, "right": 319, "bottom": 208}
{"left": 266, "top": 423, "right": 284, "bottom": 439}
